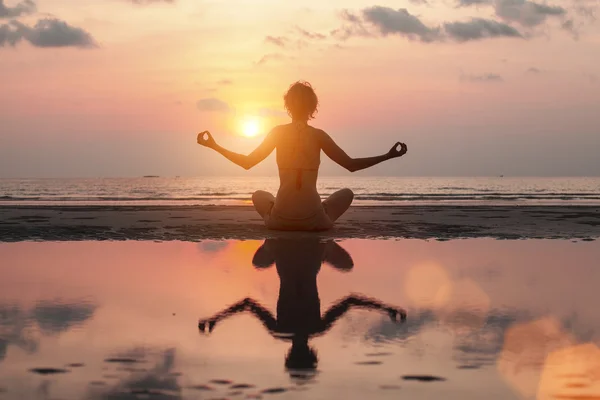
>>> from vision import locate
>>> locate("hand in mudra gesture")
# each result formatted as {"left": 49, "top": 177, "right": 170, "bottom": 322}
{"left": 197, "top": 131, "right": 216, "bottom": 149}
{"left": 198, "top": 318, "right": 217, "bottom": 334}
{"left": 388, "top": 142, "right": 408, "bottom": 159}
{"left": 387, "top": 307, "right": 407, "bottom": 323}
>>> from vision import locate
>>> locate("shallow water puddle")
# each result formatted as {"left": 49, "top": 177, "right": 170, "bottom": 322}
{"left": 1, "top": 239, "right": 599, "bottom": 399}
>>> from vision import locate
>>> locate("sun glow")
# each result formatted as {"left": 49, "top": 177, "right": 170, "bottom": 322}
{"left": 240, "top": 116, "right": 261, "bottom": 138}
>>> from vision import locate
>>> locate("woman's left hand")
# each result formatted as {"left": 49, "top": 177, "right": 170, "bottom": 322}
{"left": 387, "top": 142, "right": 408, "bottom": 159}
{"left": 387, "top": 307, "right": 407, "bottom": 322}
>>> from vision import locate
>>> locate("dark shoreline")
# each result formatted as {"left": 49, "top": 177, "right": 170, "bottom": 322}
{"left": 1, "top": 205, "right": 599, "bottom": 242}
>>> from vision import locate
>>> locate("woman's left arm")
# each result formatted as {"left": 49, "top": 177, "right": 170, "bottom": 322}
{"left": 198, "top": 297, "right": 277, "bottom": 335}
{"left": 197, "top": 129, "right": 278, "bottom": 170}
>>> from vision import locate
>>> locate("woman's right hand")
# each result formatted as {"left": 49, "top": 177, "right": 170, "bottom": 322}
{"left": 197, "top": 131, "right": 217, "bottom": 149}
{"left": 387, "top": 142, "right": 408, "bottom": 159}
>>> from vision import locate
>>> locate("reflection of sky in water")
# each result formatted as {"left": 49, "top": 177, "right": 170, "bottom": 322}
{"left": 0, "top": 239, "right": 599, "bottom": 399}
{"left": 1, "top": 301, "right": 96, "bottom": 362}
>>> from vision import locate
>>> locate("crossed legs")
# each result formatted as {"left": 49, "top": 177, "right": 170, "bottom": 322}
{"left": 252, "top": 190, "right": 275, "bottom": 219}
{"left": 252, "top": 188, "right": 354, "bottom": 225}
{"left": 322, "top": 188, "right": 354, "bottom": 223}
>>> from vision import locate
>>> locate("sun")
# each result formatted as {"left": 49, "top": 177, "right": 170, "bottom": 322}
{"left": 240, "top": 116, "right": 261, "bottom": 138}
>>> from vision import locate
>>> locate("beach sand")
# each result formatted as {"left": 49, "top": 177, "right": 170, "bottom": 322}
{"left": 1, "top": 205, "right": 599, "bottom": 241}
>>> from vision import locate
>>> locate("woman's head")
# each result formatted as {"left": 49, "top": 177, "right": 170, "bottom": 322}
{"left": 284, "top": 81, "right": 319, "bottom": 121}
{"left": 285, "top": 341, "right": 318, "bottom": 371}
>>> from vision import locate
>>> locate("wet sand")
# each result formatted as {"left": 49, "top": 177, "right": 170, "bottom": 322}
{"left": 1, "top": 205, "right": 599, "bottom": 241}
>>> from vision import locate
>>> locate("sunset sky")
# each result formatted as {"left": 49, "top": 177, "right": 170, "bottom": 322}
{"left": 1, "top": 0, "right": 599, "bottom": 177}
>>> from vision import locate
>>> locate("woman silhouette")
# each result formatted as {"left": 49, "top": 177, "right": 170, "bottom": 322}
{"left": 198, "top": 238, "right": 407, "bottom": 374}
{"left": 197, "top": 81, "right": 408, "bottom": 231}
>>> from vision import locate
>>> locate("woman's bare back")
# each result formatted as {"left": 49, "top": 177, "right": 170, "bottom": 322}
{"left": 271, "top": 123, "right": 323, "bottom": 221}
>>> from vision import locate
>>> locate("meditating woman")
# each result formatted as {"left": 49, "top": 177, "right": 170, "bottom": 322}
{"left": 197, "top": 81, "right": 408, "bottom": 231}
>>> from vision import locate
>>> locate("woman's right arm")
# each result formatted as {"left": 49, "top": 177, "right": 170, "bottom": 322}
{"left": 197, "top": 129, "right": 278, "bottom": 170}
{"left": 319, "top": 294, "right": 407, "bottom": 335}
{"left": 319, "top": 131, "right": 407, "bottom": 172}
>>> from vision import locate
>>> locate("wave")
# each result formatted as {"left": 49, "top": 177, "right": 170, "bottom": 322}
{"left": 2, "top": 193, "right": 600, "bottom": 203}
{"left": 0, "top": 196, "right": 251, "bottom": 202}
{"left": 355, "top": 196, "right": 600, "bottom": 201}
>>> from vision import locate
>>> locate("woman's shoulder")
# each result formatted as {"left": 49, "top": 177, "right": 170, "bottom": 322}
{"left": 272, "top": 123, "right": 323, "bottom": 130}
{"left": 271, "top": 123, "right": 326, "bottom": 141}
{"left": 272, "top": 123, "right": 292, "bottom": 132}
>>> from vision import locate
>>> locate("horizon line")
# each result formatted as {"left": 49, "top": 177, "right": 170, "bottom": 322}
{"left": 1, "top": 175, "right": 600, "bottom": 180}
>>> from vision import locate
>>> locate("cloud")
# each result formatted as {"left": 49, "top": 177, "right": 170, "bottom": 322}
{"left": 363, "top": 6, "right": 442, "bottom": 41}
{"left": 364, "top": 309, "right": 438, "bottom": 344}
{"left": 335, "top": 1, "right": 579, "bottom": 44}
{"left": 23, "top": 18, "right": 97, "bottom": 48}
{"left": 494, "top": 0, "right": 566, "bottom": 27}
{"left": 1, "top": 18, "right": 97, "bottom": 48}
{"left": 456, "top": 0, "right": 596, "bottom": 40}
{"left": 196, "top": 98, "right": 231, "bottom": 113}
{"left": 0, "top": 304, "right": 38, "bottom": 361}
{"left": 217, "top": 79, "right": 232, "bottom": 85}
{"left": 367, "top": 307, "right": 600, "bottom": 373}
{"left": 444, "top": 18, "right": 523, "bottom": 41}
{"left": 456, "top": 0, "right": 568, "bottom": 27}
{"left": 263, "top": 27, "right": 327, "bottom": 53}
{"left": 457, "top": 0, "right": 493, "bottom": 5}
{"left": 332, "top": 10, "right": 380, "bottom": 40}
{"left": 526, "top": 67, "right": 542, "bottom": 74}
{"left": 452, "top": 311, "right": 526, "bottom": 365}
{"left": 460, "top": 72, "right": 504, "bottom": 82}
{"left": 88, "top": 348, "right": 182, "bottom": 400}
{"left": 0, "top": 21, "right": 22, "bottom": 46}
{"left": 573, "top": 0, "right": 597, "bottom": 20}
{"left": 128, "top": 0, "right": 175, "bottom": 4}
{"left": 561, "top": 18, "right": 581, "bottom": 38}
{"left": 265, "top": 35, "right": 287, "bottom": 47}
{"left": 364, "top": 308, "right": 527, "bottom": 356}
{"left": 256, "top": 53, "right": 285, "bottom": 65}
{"left": 295, "top": 27, "right": 326, "bottom": 40}
{"left": 31, "top": 300, "right": 96, "bottom": 335}
{"left": 197, "top": 240, "right": 229, "bottom": 253}
{"left": 0, "top": 300, "right": 97, "bottom": 363}
{"left": 334, "top": 7, "right": 525, "bottom": 43}
{"left": 338, "top": 6, "right": 441, "bottom": 42}
{"left": 0, "top": 0, "right": 35, "bottom": 19}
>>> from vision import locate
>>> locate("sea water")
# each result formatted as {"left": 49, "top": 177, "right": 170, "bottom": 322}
{"left": 1, "top": 176, "right": 599, "bottom": 206}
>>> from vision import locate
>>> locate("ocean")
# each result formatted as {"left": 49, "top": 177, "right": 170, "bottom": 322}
{"left": 1, "top": 176, "right": 599, "bottom": 206}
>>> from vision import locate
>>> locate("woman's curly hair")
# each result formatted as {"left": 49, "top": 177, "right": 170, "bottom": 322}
{"left": 284, "top": 81, "right": 319, "bottom": 121}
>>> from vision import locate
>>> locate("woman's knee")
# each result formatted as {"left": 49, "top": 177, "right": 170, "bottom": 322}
{"left": 323, "top": 188, "right": 354, "bottom": 223}
{"left": 252, "top": 191, "right": 274, "bottom": 219}
{"left": 251, "top": 190, "right": 261, "bottom": 204}
{"left": 342, "top": 188, "right": 354, "bottom": 201}
{"left": 338, "top": 188, "right": 354, "bottom": 205}
{"left": 252, "top": 190, "right": 270, "bottom": 205}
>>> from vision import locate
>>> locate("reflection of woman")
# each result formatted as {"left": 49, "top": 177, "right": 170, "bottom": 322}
{"left": 197, "top": 81, "right": 408, "bottom": 231}
{"left": 198, "top": 239, "right": 406, "bottom": 372}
